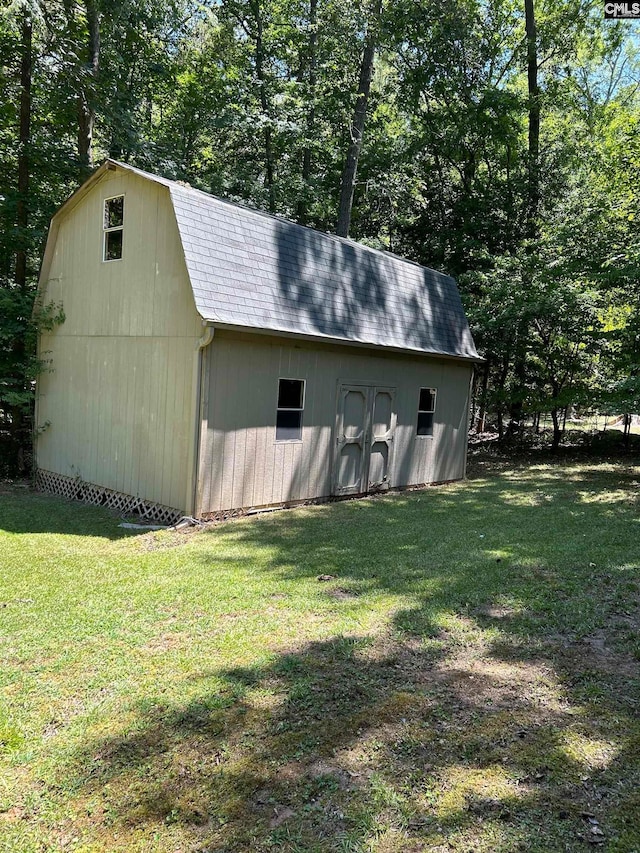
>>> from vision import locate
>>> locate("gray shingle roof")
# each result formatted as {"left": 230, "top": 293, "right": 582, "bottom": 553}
{"left": 115, "top": 161, "right": 479, "bottom": 360}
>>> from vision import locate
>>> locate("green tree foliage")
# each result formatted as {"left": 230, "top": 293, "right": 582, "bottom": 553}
{"left": 0, "top": 0, "right": 638, "bottom": 473}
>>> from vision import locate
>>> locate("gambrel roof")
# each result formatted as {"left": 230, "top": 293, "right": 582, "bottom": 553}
{"left": 42, "top": 160, "right": 480, "bottom": 361}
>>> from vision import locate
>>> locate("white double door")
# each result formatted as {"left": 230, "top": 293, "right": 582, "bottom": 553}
{"left": 334, "top": 384, "right": 397, "bottom": 496}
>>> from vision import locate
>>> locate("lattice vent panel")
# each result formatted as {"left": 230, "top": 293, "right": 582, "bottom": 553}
{"left": 35, "top": 469, "right": 182, "bottom": 525}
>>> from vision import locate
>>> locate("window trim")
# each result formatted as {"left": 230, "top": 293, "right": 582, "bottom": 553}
{"left": 416, "top": 387, "right": 437, "bottom": 438}
{"left": 102, "top": 194, "right": 125, "bottom": 262}
{"left": 275, "top": 377, "right": 305, "bottom": 443}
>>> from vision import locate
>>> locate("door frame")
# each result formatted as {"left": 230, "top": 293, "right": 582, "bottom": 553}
{"left": 332, "top": 380, "right": 397, "bottom": 497}
{"left": 368, "top": 385, "right": 397, "bottom": 491}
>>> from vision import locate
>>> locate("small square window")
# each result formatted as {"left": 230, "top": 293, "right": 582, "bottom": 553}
{"left": 103, "top": 195, "right": 124, "bottom": 261}
{"left": 417, "top": 387, "right": 436, "bottom": 437}
{"left": 419, "top": 388, "right": 436, "bottom": 412}
{"left": 276, "top": 378, "right": 305, "bottom": 441}
{"left": 278, "top": 378, "right": 304, "bottom": 410}
{"left": 417, "top": 411, "right": 434, "bottom": 435}
{"left": 276, "top": 409, "right": 303, "bottom": 441}
{"left": 104, "top": 196, "right": 124, "bottom": 229}
{"left": 104, "top": 229, "right": 123, "bottom": 261}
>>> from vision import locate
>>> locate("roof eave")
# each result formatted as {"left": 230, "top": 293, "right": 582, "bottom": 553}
{"left": 207, "top": 320, "right": 483, "bottom": 364}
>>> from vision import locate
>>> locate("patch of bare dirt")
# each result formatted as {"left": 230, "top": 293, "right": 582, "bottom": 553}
{"left": 438, "top": 653, "right": 567, "bottom": 714}
{"left": 139, "top": 531, "right": 191, "bottom": 552}
{"left": 325, "top": 586, "right": 360, "bottom": 600}
{"left": 473, "top": 604, "right": 519, "bottom": 619}
{"left": 268, "top": 804, "right": 296, "bottom": 828}
{"left": 307, "top": 759, "right": 358, "bottom": 789}
{"left": 0, "top": 806, "right": 26, "bottom": 823}
{"left": 555, "top": 630, "right": 640, "bottom": 680}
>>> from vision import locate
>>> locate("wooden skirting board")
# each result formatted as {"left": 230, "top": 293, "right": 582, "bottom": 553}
{"left": 35, "top": 469, "right": 183, "bottom": 526}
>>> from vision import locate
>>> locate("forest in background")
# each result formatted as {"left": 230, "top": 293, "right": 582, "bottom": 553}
{"left": 1, "top": 0, "right": 639, "bottom": 474}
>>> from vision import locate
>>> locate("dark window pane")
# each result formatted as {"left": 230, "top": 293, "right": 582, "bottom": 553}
{"left": 278, "top": 378, "right": 303, "bottom": 409}
{"left": 105, "top": 196, "right": 124, "bottom": 229}
{"left": 276, "top": 409, "right": 302, "bottom": 441}
{"left": 105, "top": 229, "right": 123, "bottom": 260}
{"left": 419, "top": 388, "right": 435, "bottom": 412}
{"left": 417, "top": 411, "right": 434, "bottom": 436}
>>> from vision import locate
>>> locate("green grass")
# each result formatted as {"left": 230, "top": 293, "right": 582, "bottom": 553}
{"left": 1, "top": 461, "right": 639, "bottom": 852}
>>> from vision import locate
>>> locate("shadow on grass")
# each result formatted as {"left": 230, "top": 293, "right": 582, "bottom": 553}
{"left": 0, "top": 485, "right": 149, "bottom": 539}
{"left": 65, "top": 464, "right": 640, "bottom": 850}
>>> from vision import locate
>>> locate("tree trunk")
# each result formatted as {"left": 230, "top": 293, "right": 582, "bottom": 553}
{"left": 253, "top": 1, "right": 276, "bottom": 213}
{"left": 623, "top": 413, "right": 631, "bottom": 451}
{"left": 477, "top": 358, "right": 490, "bottom": 433}
{"left": 496, "top": 354, "right": 510, "bottom": 442}
{"left": 11, "top": 8, "right": 33, "bottom": 473}
{"left": 470, "top": 371, "right": 478, "bottom": 431}
{"left": 507, "top": 354, "right": 527, "bottom": 438}
{"left": 524, "top": 0, "right": 540, "bottom": 239}
{"left": 551, "top": 408, "right": 561, "bottom": 451}
{"left": 336, "top": 0, "right": 381, "bottom": 238}
{"left": 77, "top": 0, "right": 100, "bottom": 168}
{"left": 505, "top": 0, "right": 539, "bottom": 434}
{"left": 16, "top": 9, "right": 32, "bottom": 294}
{"left": 296, "top": 0, "right": 317, "bottom": 226}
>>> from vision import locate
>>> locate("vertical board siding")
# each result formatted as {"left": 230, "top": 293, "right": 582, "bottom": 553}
{"left": 37, "top": 335, "right": 198, "bottom": 510}
{"left": 36, "top": 170, "right": 202, "bottom": 511}
{"left": 431, "top": 361, "right": 471, "bottom": 484}
{"left": 199, "top": 331, "right": 473, "bottom": 513}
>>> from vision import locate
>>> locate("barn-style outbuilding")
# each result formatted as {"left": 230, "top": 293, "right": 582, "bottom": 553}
{"left": 35, "top": 160, "right": 479, "bottom": 523}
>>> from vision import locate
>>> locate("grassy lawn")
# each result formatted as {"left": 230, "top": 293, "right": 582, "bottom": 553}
{"left": 1, "top": 460, "right": 639, "bottom": 852}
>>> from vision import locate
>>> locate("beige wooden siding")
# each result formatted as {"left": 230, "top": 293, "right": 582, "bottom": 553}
{"left": 197, "top": 330, "right": 472, "bottom": 513}
{"left": 36, "top": 169, "right": 202, "bottom": 511}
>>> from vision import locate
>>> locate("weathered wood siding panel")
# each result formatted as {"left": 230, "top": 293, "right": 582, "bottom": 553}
{"left": 430, "top": 362, "right": 472, "bottom": 484}
{"left": 36, "top": 170, "right": 202, "bottom": 511}
{"left": 198, "top": 331, "right": 472, "bottom": 513}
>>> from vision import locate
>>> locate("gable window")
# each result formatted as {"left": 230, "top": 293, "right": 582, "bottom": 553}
{"left": 276, "top": 378, "right": 305, "bottom": 441}
{"left": 103, "top": 195, "right": 124, "bottom": 261}
{"left": 417, "top": 387, "right": 436, "bottom": 436}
